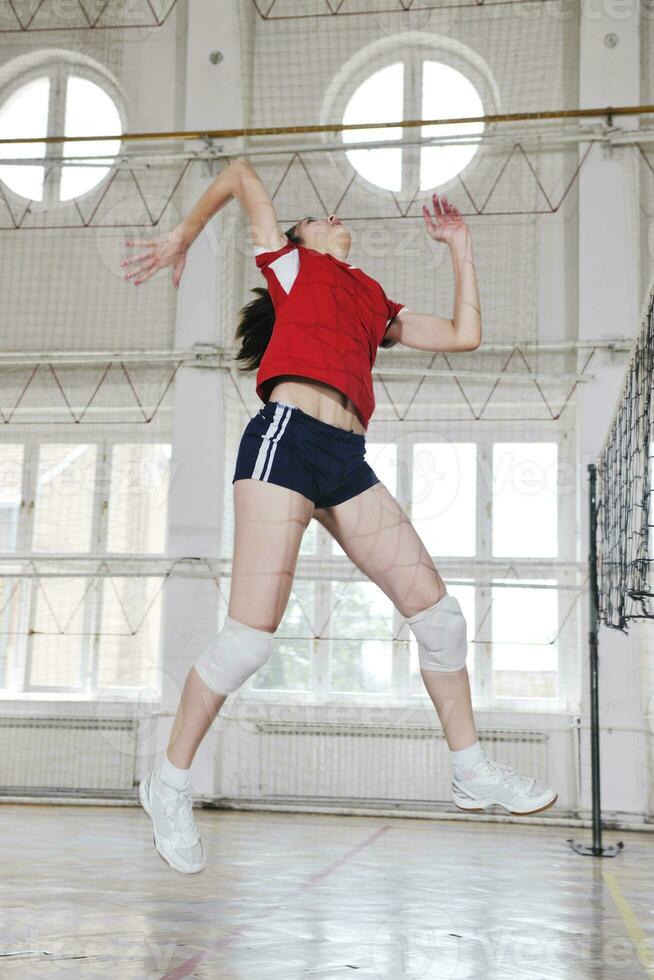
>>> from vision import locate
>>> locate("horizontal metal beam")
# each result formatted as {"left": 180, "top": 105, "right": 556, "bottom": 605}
{"left": 4, "top": 123, "right": 653, "bottom": 167}
{"left": 1, "top": 105, "right": 653, "bottom": 147}
{"left": 0, "top": 339, "right": 633, "bottom": 366}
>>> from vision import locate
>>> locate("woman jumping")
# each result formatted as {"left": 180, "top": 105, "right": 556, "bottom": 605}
{"left": 122, "top": 157, "right": 557, "bottom": 874}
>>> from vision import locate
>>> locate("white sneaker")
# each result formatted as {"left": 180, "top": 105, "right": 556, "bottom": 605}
{"left": 138, "top": 767, "right": 207, "bottom": 873}
{"left": 452, "top": 755, "right": 558, "bottom": 815}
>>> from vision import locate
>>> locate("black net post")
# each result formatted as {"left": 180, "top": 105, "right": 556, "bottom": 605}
{"left": 568, "top": 464, "right": 623, "bottom": 858}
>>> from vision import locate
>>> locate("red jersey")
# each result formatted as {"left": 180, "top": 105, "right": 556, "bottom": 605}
{"left": 253, "top": 239, "right": 407, "bottom": 430}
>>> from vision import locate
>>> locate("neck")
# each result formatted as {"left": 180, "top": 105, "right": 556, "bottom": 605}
{"left": 301, "top": 241, "right": 350, "bottom": 262}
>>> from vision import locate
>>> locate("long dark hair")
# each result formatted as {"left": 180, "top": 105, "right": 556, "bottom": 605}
{"left": 233, "top": 223, "right": 303, "bottom": 373}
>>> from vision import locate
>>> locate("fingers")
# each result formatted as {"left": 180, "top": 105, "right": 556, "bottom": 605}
{"left": 122, "top": 237, "right": 156, "bottom": 283}
{"left": 423, "top": 192, "right": 465, "bottom": 244}
{"left": 422, "top": 203, "right": 436, "bottom": 229}
{"left": 124, "top": 260, "right": 156, "bottom": 282}
{"left": 440, "top": 194, "right": 455, "bottom": 217}
{"left": 132, "top": 262, "right": 157, "bottom": 285}
{"left": 425, "top": 193, "right": 456, "bottom": 222}
{"left": 121, "top": 250, "right": 153, "bottom": 268}
{"left": 438, "top": 194, "right": 463, "bottom": 224}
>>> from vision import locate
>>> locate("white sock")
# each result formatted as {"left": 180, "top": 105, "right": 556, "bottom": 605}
{"left": 158, "top": 752, "right": 191, "bottom": 790}
{"left": 451, "top": 740, "right": 485, "bottom": 776}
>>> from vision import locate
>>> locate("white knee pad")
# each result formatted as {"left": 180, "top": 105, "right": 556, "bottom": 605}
{"left": 405, "top": 593, "right": 468, "bottom": 672}
{"left": 193, "top": 615, "right": 274, "bottom": 695}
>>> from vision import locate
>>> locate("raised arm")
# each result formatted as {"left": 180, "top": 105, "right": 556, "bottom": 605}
{"left": 177, "top": 158, "right": 286, "bottom": 252}
{"left": 122, "top": 157, "right": 286, "bottom": 286}
{"left": 383, "top": 193, "right": 482, "bottom": 352}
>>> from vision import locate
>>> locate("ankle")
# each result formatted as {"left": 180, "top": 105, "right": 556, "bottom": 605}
{"left": 450, "top": 739, "right": 486, "bottom": 774}
{"left": 158, "top": 751, "right": 192, "bottom": 790}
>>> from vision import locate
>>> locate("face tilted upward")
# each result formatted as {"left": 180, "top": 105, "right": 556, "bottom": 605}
{"left": 294, "top": 215, "right": 352, "bottom": 260}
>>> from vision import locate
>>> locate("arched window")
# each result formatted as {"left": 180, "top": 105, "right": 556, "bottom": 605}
{"left": 338, "top": 52, "right": 485, "bottom": 193}
{"left": 0, "top": 56, "right": 123, "bottom": 204}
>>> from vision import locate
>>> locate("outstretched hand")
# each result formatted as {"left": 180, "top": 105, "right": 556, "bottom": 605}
{"left": 121, "top": 225, "right": 188, "bottom": 288}
{"left": 422, "top": 193, "right": 468, "bottom": 246}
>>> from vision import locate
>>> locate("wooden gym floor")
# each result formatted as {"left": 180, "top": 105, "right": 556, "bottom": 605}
{"left": 0, "top": 803, "right": 651, "bottom": 979}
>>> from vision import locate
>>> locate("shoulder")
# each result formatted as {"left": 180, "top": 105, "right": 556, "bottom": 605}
{"left": 254, "top": 239, "right": 301, "bottom": 267}
{"left": 254, "top": 241, "right": 302, "bottom": 295}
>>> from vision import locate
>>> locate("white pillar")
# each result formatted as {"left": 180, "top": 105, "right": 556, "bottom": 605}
{"left": 155, "top": 0, "right": 245, "bottom": 796}
{"left": 576, "top": 2, "right": 646, "bottom": 819}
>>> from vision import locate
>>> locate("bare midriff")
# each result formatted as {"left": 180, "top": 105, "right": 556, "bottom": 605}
{"left": 266, "top": 375, "right": 366, "bottom": 434}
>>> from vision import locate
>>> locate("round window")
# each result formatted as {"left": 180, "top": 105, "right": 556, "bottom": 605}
{"left": 342, "top": 59, "right": 484, "bottom": 193}
{"left": 0, "top": 64, "right": 122, "bottom": 203}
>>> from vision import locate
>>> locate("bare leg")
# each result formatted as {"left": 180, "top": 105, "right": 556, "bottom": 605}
{"left": 314, "top": 481, "right": 479, "bottom": 751}
{"left": 166, "top": 671, "right": 227, "bottom": 769}
{"left": 419, "top": 667, "right": 477, "bottom": 751}
{"left": 165, "top": 478, "right": 315, "bottom": 769}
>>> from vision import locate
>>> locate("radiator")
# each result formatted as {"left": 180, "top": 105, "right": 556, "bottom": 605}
{"left": 0, "top": 715, "right": 138, "bottom": 797}
{"left": 218, "top": 721, "right": 556, "bottom": 805}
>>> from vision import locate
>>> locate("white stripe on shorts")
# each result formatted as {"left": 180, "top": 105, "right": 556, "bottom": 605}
{"left": 252, "top": 403, "right": 293, "bottom": 481}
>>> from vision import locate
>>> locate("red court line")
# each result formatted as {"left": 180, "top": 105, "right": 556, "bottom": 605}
{"left": 159, "top": 823, "right": 391, "bottom": 979}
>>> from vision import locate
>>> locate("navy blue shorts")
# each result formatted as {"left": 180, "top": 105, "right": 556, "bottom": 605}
{"left": 232, "top": 400, "right": 381, "bottom": 508}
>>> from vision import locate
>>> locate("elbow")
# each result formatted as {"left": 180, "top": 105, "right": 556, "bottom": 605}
{"left": 229, "top": 158, "right": 254, "bottom": 200}
{"left": 460, "top": 329, "right": 482, "bottom": 351}
{"left": 233, "top": 157, "right": 255, "bottom": 175}
{"left": 452, "top": 321, "right": 481, "bottom": 351}
{"left": 230, "top": 157, "right": 251, "bottom": 182}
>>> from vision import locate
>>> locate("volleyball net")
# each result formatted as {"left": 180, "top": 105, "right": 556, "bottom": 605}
{"left": 595, "top": 283, "right": 654, "bottom": 633}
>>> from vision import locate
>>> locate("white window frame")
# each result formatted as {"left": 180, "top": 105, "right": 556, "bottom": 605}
{"left": 0, "top": 435, "right": 169, "bottom": 697}
{"left": 320, "top": 35, "right": 496, "bottom": 196}
{"left": 0, "top": 51, "right": 125, "bottom": 206}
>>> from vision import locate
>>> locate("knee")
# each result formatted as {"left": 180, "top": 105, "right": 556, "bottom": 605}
{"left": 405, "top": 592, "right": 467, "bottom": 672}
{"left": 193, "top": 615, "right": 275, "bottom": 696}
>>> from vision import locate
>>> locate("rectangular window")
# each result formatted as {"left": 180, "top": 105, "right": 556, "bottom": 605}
{"left": 0, "top": 445, "right": 23, "bottom": 553}
{"left": 491, "top": 580, "right": 558, "bottom": 699}
{"left": 106, "top": 444, "right": 171, "bottom": 554}
{"left": 412, "top": 442, "right": 476, "bottom": 557}
{"left": 96, "top": 576, "right": 164, "bottom": 692}
{"left": 492, "top": 442, "right": 558, "bottom": 557}
{"left": 4, "top": 440, "right": 172, "bottom": 695}
{"left": 0, "top": 445, "right": 24, "bottom": 687}
{"left": 32, "top": 444, "right": 97, "bottom": 553}
{"left": 28, "top": 576, "right": 87, "bottom": 689}
{"left": 330, "top": 581, "right": 394, "bottom": 694}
